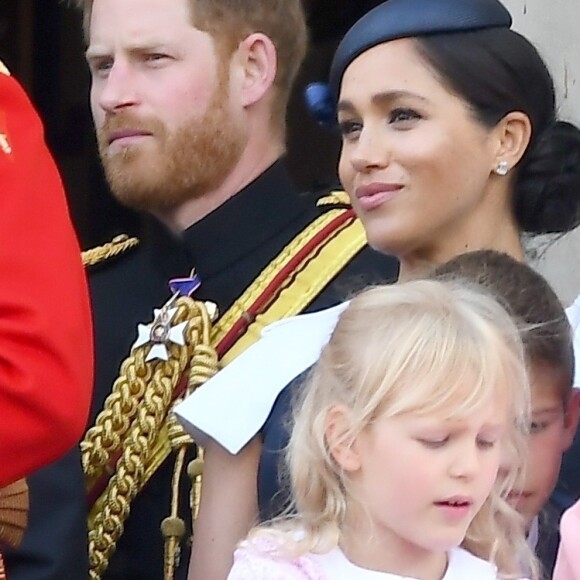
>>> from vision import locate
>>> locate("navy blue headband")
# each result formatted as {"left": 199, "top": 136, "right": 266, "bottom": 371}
{"left": 305, "top": 0, "right": 512, "bottom": 127}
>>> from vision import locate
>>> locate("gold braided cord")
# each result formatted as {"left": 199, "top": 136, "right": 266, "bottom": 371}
{"left": 189, "top": 448, "right": 204, "bottom": 520}
{"left": 210, "top": 209, "right": 345, "bottom": 347}
{"left": 221, "top": 216, "right": 366, "bottom": 365}
{"left": 82, "top": 349, "right": 154, "bottom": 481}
{"left": 316, "top": 190, "right": 351, "bottom": 206}
{"left": 82, "top": 235, "right": 139, "bottom": 268}
{"left": 82, "top": 305, "right": 216, "bottom": 484}
{"left": 162, "top": 445, "right": 188, "bottom": 580}
{"left": 87, "top": 298, "right": 217, "bottom": 580}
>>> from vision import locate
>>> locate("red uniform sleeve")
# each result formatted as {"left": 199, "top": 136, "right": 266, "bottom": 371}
{"left": 0, "top": 65, "right": 94, "bottom": 487}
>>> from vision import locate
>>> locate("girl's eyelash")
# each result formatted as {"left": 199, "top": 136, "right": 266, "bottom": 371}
{"left": 418, "top": 437, "right": 449, "bottom": 449}
{"left": 418, "top": 435, "right": 499, "bottom": 450}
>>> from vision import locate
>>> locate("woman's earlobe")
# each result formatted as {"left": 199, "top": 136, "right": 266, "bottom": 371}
{"left": 494, "top": 111, "right": 533, "bottom": 171}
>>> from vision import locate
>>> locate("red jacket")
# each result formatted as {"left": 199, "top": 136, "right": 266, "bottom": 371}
{"left": 0, "top": 63, "right": 93, "bottom": 487}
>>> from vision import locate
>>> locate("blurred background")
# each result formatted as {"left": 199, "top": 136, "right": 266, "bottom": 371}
{"left": 1, "top": 0, "right": 579, "bottom": 303}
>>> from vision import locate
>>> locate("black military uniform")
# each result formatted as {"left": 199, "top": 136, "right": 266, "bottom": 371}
{"left": 87, "top": 160, "right": 397, "bottom": 579}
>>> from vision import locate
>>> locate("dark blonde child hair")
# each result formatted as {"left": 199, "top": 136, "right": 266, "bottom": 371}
{"left": 432, "top": 250, "right": 574, "bottom": 395}
{"left": 253, "top": 279, "right": 536, "bottom": 577}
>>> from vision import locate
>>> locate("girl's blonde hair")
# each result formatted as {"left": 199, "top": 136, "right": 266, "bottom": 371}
{"left": 257, "top": 279, "right": 535, "bottom": 577}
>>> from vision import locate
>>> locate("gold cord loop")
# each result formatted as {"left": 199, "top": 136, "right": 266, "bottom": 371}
{"left": 85, "top": 297, "right": 217, "bottom": 580}
{"left": 82, "top": 235, "right": 139, "bottom": 268}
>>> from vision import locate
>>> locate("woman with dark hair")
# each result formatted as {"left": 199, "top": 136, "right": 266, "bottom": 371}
{"left": 179, "top": 1, "right": 580, "bottom": 578}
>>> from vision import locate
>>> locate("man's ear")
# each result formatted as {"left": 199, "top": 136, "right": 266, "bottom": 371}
{"left": 490, "top": 111, "right": 532, "bottom": 174}
{"left": 325, "top": 405, "right": 361, "bottom": 473}
{"left": 563, "top": 390, "right": 580, "bottom": 450}
{"left": 233, "top": 33, "right": 277, "bottom": 108}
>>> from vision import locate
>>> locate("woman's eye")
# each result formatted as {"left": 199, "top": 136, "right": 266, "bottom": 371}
{"left": 389, "top": 108, "right": 422, "bottom": 125}
{"left": 337, "top": 119, "right": 362, "bottom": 139}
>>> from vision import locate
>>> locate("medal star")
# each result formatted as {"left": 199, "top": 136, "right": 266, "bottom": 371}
{"left": 132, "top": 308, "right": 188, "bottom": 362}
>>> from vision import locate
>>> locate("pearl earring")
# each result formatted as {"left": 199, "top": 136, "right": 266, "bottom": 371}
{"left": 495, "top": 161, "right": 509, "bottom": 176}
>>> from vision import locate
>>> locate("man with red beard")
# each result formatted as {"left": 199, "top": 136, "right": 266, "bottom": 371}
{"left": 4, "top": 1, "right": 396, "bottom": 579}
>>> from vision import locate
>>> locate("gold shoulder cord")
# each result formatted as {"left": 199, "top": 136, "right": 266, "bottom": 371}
{"left": 82, "top": 235, "right": 139, "bottom": 268}
{"left": 84, "top": 297, "right": 217, "bottom": 580}
{"left": 83, "top": 206, "right": 367, "bottom": 579}
{"left": 316, "top": 190, "right": 351, "bottom": 206}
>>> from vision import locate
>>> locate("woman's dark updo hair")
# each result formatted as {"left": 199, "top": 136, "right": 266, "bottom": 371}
{"left": 414, "top": 28, "right": 580, "bottom": 235}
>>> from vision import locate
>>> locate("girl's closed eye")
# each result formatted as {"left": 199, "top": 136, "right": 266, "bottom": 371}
{"left": 476, "top": 437, "right": 498, "bottom": 449}
{"left": 417, "top": 436, "right": 449, "bottom": 449}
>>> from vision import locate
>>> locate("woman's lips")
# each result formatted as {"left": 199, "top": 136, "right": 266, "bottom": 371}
{"left": 354, "top": 182, "right": 404, "bottom": 211}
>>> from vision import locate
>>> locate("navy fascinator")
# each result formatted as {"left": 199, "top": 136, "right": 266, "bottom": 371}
{"left": 305, "top": 0, "right": 512, "bottom": 127}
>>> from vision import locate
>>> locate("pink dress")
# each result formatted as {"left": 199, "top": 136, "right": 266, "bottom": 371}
{"left": 554, "top": 500, "right": 580, "bottom": 580}
{"left": 227, "top": 539, "right": 324, "bottom": 580}
{"left": 227, "top": 538, "right": 506, "bottom": 579}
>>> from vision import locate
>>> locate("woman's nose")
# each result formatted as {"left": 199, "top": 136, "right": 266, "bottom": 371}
{"left": 349, "top": 127, "right": 390, "bottom": 173}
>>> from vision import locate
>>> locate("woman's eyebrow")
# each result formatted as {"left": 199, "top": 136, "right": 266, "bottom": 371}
{"left": 337, "top": 89, "right": 429, "bottom": 114}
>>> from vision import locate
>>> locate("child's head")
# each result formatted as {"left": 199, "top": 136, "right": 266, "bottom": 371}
{"left": 433, "top": 250, "right": 580, "bottom": 529}
{"left": 287, "top": 279, "right": 531, "bottom": 574}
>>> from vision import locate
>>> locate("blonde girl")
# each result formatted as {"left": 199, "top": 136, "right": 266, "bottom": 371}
{"left": 227, "top": 280, "right": 536, "bottom": 579}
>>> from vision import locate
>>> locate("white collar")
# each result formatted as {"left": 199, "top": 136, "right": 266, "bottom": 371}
{"left": 174, "top": 302, "right": 348, "bottom": 453}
